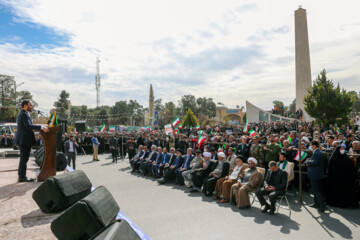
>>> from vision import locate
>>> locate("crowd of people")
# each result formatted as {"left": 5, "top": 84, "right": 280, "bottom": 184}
{"left": 5, "top": 118, "right": 360, "bottom": 211}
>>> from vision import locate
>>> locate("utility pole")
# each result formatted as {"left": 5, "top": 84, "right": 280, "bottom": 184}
{"left": 95, "top": 56, "right": 101, "bottom": 107}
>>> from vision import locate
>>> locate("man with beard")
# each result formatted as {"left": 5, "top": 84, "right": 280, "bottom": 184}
{"left": 189, "top": 152, "right": 215, "bottom": 193}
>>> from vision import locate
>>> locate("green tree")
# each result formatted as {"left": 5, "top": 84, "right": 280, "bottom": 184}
{"left": 182, "top": 108, "right": 199, "bottom": 127}
{"left": 196, "top": 97, "right": 216, "bottom": 118}
{"left": 54, "top": 90, "right": 70, "bottom": 120}
{"left": 304, "top": 69, "right": 353, "bottom": 125}
{"left": 179, "top": 95, "right": 197, "bottom": 115}
{"left": 349, "top": 91, "right": 360, "bottom": 112}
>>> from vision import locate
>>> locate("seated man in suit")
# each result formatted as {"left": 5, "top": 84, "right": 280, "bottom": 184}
{"left": 189, "top": 152, "right": 215, "bottom": 193}
{"left": 175, "top": 148, "right": 194, "bottom": 185}
{"left": 202, "top": 152, "right": 230, "bottom": 196}
{"left": 256, "top": 161, "right": 288, "bottom": 215}
{"left": 130, "top": 145, "right": 144, "bottom": 171}
{"left": 230, "top": 157, "right": 263, "bottom": 209}
{"left": 133, "top": 145, "right": 149, "bottom": 172}
{"left": 182, "top": 149, "right": 204, "bottom": 188}
{"left": 158, "top": 149, "right": 184, "bottom": 184}
{"left": 140, "top": 145, "right": 157, "bottom": 175}
{"left": 158, "top": 148, "right": 177, "bottom": 177}
{"left": 153, "top": 147, "right": 170, "bottom": 178}
{"left": 148, "top": 147, "right": 163, "bottom": 177}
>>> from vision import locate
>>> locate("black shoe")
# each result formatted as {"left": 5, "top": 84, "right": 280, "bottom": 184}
{"left": 189, "top": 188, "right": 198, "bottom": 193}
{"left": 318, "top": 207, "right": 328, "bottom": 213}
{"left": 158, "top": 179, "right": 166, "bottom": 184}
{"left": 268, "top": 209, "right": 275, "bottom": 215}
{"left": 205, "top": 193, "right": 213, "bottom": 197}
{"left": 18, "top": 177, "right": 35, "bottom": 182}
{"left": 261, "top": 205, "right": 270, "bottom": 213}
{"left": 310, "top": 204, "right": 319, "bottom": 208}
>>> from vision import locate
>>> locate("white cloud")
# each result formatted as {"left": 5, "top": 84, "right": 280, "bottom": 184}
{"left": 0, "top": 0, "right": 359, "bottom": 112}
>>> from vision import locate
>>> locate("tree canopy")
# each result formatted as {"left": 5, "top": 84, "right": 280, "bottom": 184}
{"left": 304, "top": 69, "right": 353, "bottom": 125}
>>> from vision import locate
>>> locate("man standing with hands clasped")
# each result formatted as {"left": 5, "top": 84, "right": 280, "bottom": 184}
{"left": 64, "top": 135, "right": 78, "bottom": 169}
{"left": 16, "top": 100, "right": 49, "bottom": 182}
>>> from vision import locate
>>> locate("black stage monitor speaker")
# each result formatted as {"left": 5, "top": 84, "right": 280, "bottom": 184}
{"left": 75, "top": 121, "right": 86, "bottom": 132}
{"left": 90, "top": 220, "right": 141, "bottom": 240}
{"left": 34, "top": 146, "right": 67, "bottom": 171}
{"left": 51, "top": 186, "right": 120, "bottom": 240}
{"left": 32, "top": 170, "right": 92, "bottom": 213}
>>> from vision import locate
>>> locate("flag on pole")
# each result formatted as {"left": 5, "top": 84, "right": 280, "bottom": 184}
{"left": 335, "top": 127, "right": 340, "bottom": 135}
{"left": 179, "top": 124, "right": 183, "bottom": 129}
{"left": 46, "top": 111, "right": 58, "bottom": 127}
{"left": 172, "top": 117, "right": 180, "bottom": 127}
{"left": 243, "top": 118, "right": 248, "bottom": 133}
{"left": 174, "top": 129, "right": 179, "bottom": 135}
{"left": 196, "top": 124, "right": 200, "bottom": 130}
{"left": 198, "top": 130, "right": 204, "bottom": 135}
{"left": 294, "top": 151, "right": 307, "bottom": 162}
{"left": 198, "top": 135, "right": 206, "bottom": 146}
{"left": 100, "top": 123, "right": 106, "bottom": 133}
{"left": 248, "top": 129, "right": 256, "bottom": 137}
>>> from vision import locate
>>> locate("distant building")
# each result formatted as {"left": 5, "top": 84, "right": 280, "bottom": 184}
{"left": 212, "top": 106, "right": 245, "bottom": 125}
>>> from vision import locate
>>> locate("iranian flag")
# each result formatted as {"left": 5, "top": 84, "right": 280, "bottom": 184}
{"left": 294, "top": 151, "right": 307, "bottom": 162}
{"left": 196, "top": 124, "right": 200, "bottom": 130}
{"left": 172, "top": 117, "right": 180, "bottom": 127}
{"left": 243, "top": 118, "right": 248, "bottom": 133}
{"left": 198, "top": 130, "right": 204, "bottom": 135}
{"left": 198, "top": 135, "right": 205, "bottom": 146}
{"left": 100, "top": 123, "right": 106, "bottom": 133}
{"left": 179, "top": 124, "right": 183, "bottom": 129}
{"left": 248, "top": 129, "right": 256, "bottom": 137}
{"left": 109, "top": 126, "right": 116, "bottom": 132}
{"left": 174, "top": 129, "right": 179, "bottom": 135}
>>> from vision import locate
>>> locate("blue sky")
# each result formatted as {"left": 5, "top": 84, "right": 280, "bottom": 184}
{"left": 0, "top": 5, "right": 69, "bottom": 48}
{"left": 0, "top": 0, "right": 359, "bottom": 113}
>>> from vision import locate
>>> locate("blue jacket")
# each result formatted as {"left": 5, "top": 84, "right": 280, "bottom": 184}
{"left": 181, "top": 154, "right": 194, "bottom": 169}
{"left": 307, "top": 149, "right": 325, "bottom": 180}
{"left": 15, "top": 109, "right": 41, "bottom": 146}
{"left": 171, "top": 156, "right": 184, "bottom": 170}
{"left": 160, "top": 153, "right": 170, "bottom": 164}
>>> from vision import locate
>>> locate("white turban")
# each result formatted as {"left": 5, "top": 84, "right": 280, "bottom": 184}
{"left": 247, "top": 157, "right": 257, "bottom": 165}
{"left": 218, "top": 152, "right": 226, "bottom": 158}
{"left": 203, "top": 152, "right": 211, "bottom": 157}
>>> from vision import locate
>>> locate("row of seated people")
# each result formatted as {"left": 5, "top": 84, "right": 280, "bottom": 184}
{"left": 129, "top": 145, "right": 292, "bottom": 215}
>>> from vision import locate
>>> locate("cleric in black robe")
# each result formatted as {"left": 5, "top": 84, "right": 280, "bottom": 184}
{"left": 326, "top": 145, "right": 358, "bottom": 208}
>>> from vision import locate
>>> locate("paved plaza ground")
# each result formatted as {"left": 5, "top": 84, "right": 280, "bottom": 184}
{"left": 1, "top": 153, "right": 359, "bottom": 240}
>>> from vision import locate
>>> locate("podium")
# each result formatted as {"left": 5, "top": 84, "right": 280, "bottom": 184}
{"left": 37, "top": 126, "right": 61, "bottom": 182}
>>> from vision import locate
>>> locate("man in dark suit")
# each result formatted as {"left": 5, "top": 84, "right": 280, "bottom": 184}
{"left": 152, "top": 147, "right": 169, "bottom": 178}
{"left": 130, "top": 145, "right": 144, "bottom": 171}
{"left": 109, "top": 134, "right": 118, "bottom": 163}
{"left": 190, "top": 152, "right": 216, "bottom": 193}
{"left": 307, "top": 140, "right": 328, "bottom": 212}
{"left": 158, "top": 149, "right": 184, "bottom": 184}
{"left": 158, "top": 147, "right": 176, "bottom": 177}
{"left": 148, "top": 147, "right": 163, "bottom": 176}
{"left": 64, "top": 135, "right": 79, "bottom": 169}
{"left": 256, "top": 161, "right": 288, "bottom": 215}
{"left": 175, "top": 148, "right": 194, "bottom": 185}
{"left": 16, "top": 100, "right": 48, "bottom": 182}
{"left": 140, "top": 145, "right": 158, "bottom": 176}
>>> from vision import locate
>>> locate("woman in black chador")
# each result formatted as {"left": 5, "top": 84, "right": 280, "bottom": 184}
{"left": 326, "top": 145, "right": 358, "bottom": 208}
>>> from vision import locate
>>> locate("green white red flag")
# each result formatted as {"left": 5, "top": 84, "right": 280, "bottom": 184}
{"left": 243, "top": 118, "right": 248, "bottom": 133}
{"left": 100, "top": 123, "right": 106, "bottom": 133}
{"left": 198, "top": 135, "right": 205, "bottom": 146}
{"left": 294, "top": 151, "right": 307, "bottom": 162}
{"left": 196, "top": 124, "right": 200, "bottom": 130}
{"left": 248, "top": 129, "right": 256, "bottom": 137}
{"left": 172, "top": 117, "right": 180, "bottom": 127}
